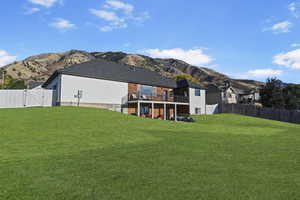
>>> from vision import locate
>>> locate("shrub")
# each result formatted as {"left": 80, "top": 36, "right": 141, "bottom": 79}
{"left": 175, "top": 74, "right": 200, "bottom": 84}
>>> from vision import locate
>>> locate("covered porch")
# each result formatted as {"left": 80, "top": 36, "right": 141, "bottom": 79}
{"left": 128, "top": 100, "right": 190, "bottom": 121}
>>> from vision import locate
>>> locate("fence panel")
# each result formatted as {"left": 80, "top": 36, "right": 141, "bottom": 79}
{"left": 220, "top": 103, "right": 300, "bottom": 124}
{"left": 0, "top": 89, "right": 54, "bottom": 108}
{"left": 206, "top": 104, "right": 219, "bottom": 115}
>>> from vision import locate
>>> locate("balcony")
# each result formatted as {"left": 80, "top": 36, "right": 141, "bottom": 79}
{"left": 122, "top": 93, "right": 189, "bottom": 104}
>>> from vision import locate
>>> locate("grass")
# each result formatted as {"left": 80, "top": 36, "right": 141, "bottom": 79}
{"left": 0, "top": 107, "right": 300, "bottom": 200}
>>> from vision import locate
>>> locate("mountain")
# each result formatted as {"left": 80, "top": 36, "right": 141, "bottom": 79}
{"left": 0, "top": 50, "right": 263, "bottom": 90}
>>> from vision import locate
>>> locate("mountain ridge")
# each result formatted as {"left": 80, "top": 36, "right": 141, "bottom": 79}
{"left": 0, "top": 50, "right": 263, "bottom": 90}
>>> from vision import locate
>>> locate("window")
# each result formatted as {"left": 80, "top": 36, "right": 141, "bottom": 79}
{"left": 195, "top": 108, "right": 201, "bottom": 115}
{"left": 140, "top": 85, "right": 156, "bottom": 96}
{"left": 169, "top": 90, "right": 173, "bottom": 97}
{"left": 152, "top": 87, "right": 157, "bottom": 97}
{"left": 195, "top": 89, "right": 201, "bottom": 96}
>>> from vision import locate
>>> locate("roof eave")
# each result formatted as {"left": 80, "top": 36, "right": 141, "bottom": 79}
{"left": 42, "top": 70, "right": 60, "bottom": 88}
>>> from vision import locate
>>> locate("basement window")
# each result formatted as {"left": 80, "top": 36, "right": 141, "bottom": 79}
{"left": 195, "top": 108, "right": 201, "bottom": 115}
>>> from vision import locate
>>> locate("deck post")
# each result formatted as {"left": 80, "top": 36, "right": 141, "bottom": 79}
{"left": 152, "top": 103, "right": 154, "bottom": 119}
{"left": 164, "top": 103, "right": 167, "bottom": 120}
{"left": 175, "top": 104, "right": 177, "bottom": 121}
{"left": 137, "top": 101, "right": 140, "bottom": 117}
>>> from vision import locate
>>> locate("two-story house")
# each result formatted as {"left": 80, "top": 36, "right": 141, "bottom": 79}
{"left": 43, "top": 59, "right": 206, "bottom": 120}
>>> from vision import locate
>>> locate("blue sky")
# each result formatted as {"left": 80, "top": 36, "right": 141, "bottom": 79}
{"left": 1, "top": 0, "right": 300, "bottom": 83}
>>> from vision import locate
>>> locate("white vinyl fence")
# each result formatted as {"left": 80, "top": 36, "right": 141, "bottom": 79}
{"left": 206, "top": 104, "right": 219, "bottom": 115}
{"left": 0, "top": 89, "right": 54, "bottom": 108}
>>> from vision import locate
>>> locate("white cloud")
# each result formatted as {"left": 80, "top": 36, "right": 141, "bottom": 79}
{"left": 89, "top": 9, "right": 127, "bottom": 31}
{"left": 143, "top": 48, "right": 213, "bottom": 66}
{"left": 28, "top": 0, "right": 59, "bottom": 8}
{"left": 289, "top": 2, "right": 300, "bottom": 18}
{"left": 273, "top": 49, "right": 300, "bottom": 69}
{"left": 235, "top": 69, "right": 283, "bottom": 79}
{"left": 90, "top": 9, "right": 121, "bottom": 22}
{"left": 291, "top": 43, "right": 300, "bottom": 47}
{"left": 24, "top": 7, "right": 41, "bottom": 15}
{"left": 0, "top": 50, "right": 17, "bottom": 67}
{"left": 50, "top": 18, "right": 75, "bottom": 30}
{"left": 104, "top": 0, "right": 134, "bottom": 14}
{"left": 132, "top": 11, "right": 150, "bottom": 23}
{"left": 271, "top": 21, "right": 292, "bottom": 33}
{"left": 247, "top": 69, "right": 283, "bottom": 78}
{"left": 90, "top": 0, "right": 149, "bottom": 32}
{"left": 100, "top": 26, "right": 114, "bottom": 32}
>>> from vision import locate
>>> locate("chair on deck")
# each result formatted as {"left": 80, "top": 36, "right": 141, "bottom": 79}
{"left": 130, "top": 94, "right": 137, "bottom": 100}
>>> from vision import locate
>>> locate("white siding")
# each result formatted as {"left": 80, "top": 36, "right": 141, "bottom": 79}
{"left": 60, "top": 75, "right": 128, "bottom": 105}
{"left": 46, "top": 75, "right": 61, "bottom": 104}
{"left": 189, "top": 88, "right": 206, "bottom": 115}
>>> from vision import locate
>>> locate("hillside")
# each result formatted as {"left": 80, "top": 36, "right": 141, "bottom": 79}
{"left": 0, "top": 50, "right": 263, "bottom": 90}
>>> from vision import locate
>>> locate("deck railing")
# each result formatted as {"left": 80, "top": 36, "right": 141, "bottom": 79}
{"left": 123, "top": 93, "right": 189, "bottom": 104}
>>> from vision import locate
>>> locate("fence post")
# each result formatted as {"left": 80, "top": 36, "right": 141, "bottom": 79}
{"left": 42, "top": 89, "right": 45, "bottom": 107}
{"left": 23, "top": 89, "right": 27, "bottom": 107}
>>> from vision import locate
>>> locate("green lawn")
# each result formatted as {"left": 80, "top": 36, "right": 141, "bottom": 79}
{"left": 0, "top": 107, "right": 300, "bottom": 200}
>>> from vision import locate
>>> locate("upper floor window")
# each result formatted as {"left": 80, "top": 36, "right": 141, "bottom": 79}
{"left": 195, "top": 89, "right": 201, "bottom": 96}
{"left": 139, "top": 85, "right": 157, "bottom": 96}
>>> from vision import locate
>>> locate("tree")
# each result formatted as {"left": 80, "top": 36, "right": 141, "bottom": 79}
{"left": 0, "top": 69, "right": 7, "bottom": 89}
{"left": 175, "top": 74, "right": 200, "bottom": 84}
{"left": 260, "top": 78, "right": 285, "bottom": 109}
{"left": 0, "top": 72, "right": 27, "bottom": 89}
{"left": 7, "top": 80, "right": 26, "bottom": 89}
{"left": 283, "top": 84, "right": 300, "bottom": 110}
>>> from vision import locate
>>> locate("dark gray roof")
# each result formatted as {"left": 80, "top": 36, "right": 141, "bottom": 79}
{"left": 205, "top": 84, "right": 221, "bottom": 92}
{"left": 28, "top": 81, "right": 44, "bottom": 89}
{"left": 43, "top": 59, "right": 207, "bottom": 90}
{"left": 43, "top": 59, "right": 178, "bottom": 88}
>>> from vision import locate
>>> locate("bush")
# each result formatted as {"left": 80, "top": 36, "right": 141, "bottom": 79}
{"left": 175, "top": 74, "right": 200, "bottom": 84}
{"left": 7, "top": 80, "right": 26, "bottom": 89}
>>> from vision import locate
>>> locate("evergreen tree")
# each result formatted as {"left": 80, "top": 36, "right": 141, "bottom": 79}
{"left": 260, "top": 78, "right": 285, "bottom": 109}
{"left": 284, "top": 84, "right": 300, "bottom": 110}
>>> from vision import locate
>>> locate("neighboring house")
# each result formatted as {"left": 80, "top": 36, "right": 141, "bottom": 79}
{"left": 236, "top": 89, "right": 260, "bottom": 104}
{"left": 219, "top": 83, "right": 261, "bottom": 105}
{"left": 43, "top": 59, "right": 206, "bottom": 120}
{"left": 27, "top": 81, "right": 44, "bottom": 89}
{"left": 222, "top": 87, "right": 238, "bottom": 104}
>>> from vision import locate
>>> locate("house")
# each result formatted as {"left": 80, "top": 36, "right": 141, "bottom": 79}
{"left": 43, "top": 59, "right": 206, "bottom": 120}
{"left": 217, "top": 81, "right": 261, "bottom": 105}
{"left": 27, "top": 81, "right": 44, "bottom": 89}
{"left": 236, "top": 88, "right": 260, "bottom": 104}
{"left": 221, "top": 87, "right": 261, "bottom": 104}
{"left": 222, "top": 86, "right": 239, "bottom": 104}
